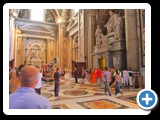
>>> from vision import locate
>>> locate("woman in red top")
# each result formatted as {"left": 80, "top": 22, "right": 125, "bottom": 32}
{"left": 90, "top": 68, "right": 97, "bottom": 86}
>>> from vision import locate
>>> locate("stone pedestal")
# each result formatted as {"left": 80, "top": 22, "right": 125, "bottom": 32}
{"left": 133, "top": 72, "right": 142, "bottom": 88}
{"left": 107, "top": 33, "right": 126, "bottom": 70}
{"left": 105, "top": 52, "right": 113, "bottom": 68}
{"left": 92, "top": 31, "right": 126, "bottom": 70}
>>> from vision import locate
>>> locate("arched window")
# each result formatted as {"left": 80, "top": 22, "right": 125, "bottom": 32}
{"left": 31, "top": 9, "right": 44, "bottom": 21}
{"left": 45, "top": 10, "right": 55, "bottom": 23}
{"left": 75, "top": 9, "right": 79, "bottom": 13}
{"left": 18, "top": 9, "right": 31, "bottom": 19}
{"left": 18, "top": 9, "right": 55, "bottom": 23}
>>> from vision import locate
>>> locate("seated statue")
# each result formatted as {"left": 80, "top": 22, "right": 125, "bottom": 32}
{"left": 114, "top": 14, "right": 123, "bottom": 40}
{"left": 100, "top": 34, "right": 108, "bottom": 50}
{"left": 104, "top": 10, "right": 118, "bottom": 34}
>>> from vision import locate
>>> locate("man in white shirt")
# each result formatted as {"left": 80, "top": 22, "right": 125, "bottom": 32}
{"left": 35, "top": 66, "right": 43, "bottom": 95}
{"left": 123, "top": 69, "right": 129, "bottom": 87}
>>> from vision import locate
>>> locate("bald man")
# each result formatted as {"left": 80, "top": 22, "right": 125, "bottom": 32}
{"left": 9, "top": 66, "right": 51, "bottom": 109}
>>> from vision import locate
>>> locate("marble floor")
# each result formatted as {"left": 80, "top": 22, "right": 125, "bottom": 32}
{"left": 41, "top": 75, "right": 141, "bottom": 109}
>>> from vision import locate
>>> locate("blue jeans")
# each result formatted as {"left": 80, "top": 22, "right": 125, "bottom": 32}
{"left": 115, "top": 82, "right": 122, "bottom": 94}
{"left": 104, "top": 81, "right": 111, "bottom": 96}
{"left": 97, "top": 78, "right": 101, "bottom": 86}
{"left": 54, "top": 81, "right": 60, "bottom": 96}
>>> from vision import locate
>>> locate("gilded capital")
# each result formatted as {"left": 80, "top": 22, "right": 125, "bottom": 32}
{"left": 46, "top": 39, "right": 51, "bottom": 43}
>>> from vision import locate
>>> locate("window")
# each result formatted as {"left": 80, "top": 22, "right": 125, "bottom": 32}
{"left": 75, "top": 9, "right": 79, "bottom": 13}
{"left": 31, "top": 9, "right": 44, "bottom": 21}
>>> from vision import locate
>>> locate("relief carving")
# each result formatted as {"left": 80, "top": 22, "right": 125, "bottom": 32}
{"left": 94, "top": 25, "right": 109, "bottom": 52}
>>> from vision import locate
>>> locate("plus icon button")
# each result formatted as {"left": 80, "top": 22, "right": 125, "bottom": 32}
{"left": 137, "top": 89, "right": 158, "bottom": 110}
{"left": 142, "top": 93, "right": 153, "bottom": 105}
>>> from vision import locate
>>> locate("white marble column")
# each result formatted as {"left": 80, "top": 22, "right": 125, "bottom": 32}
{"left": 88, "top": 11, "right": 96, "bottom": 68}
{"left": 58, "top": 23, "right": 65, "bottom": 68}
{"left": 125, "top": 9, "right": 139, "bottom": 70}
{"left": 78, "top": 10, "right": 85, "bottom": 62}
{"left": 9, "top": 17, "right": 15, "bottom": 61}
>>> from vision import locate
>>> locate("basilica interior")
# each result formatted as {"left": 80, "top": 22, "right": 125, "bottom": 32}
{"left": 9, "top": 9, "right": 145, "bottom": 109}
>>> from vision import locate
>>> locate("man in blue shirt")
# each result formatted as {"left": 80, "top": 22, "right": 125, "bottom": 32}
{"left": 9, "top": 65, "right": 51, "bottom": 109}
{"left": 54, "top": 68, "right": 60, "bottom": 97}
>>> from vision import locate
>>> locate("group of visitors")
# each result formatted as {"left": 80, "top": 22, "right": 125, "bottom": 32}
{"left": 9, "top": 63, "right": 134, "bottom": 109}
{"left": 73, "top": 66, "right": 134, "bottom": 96}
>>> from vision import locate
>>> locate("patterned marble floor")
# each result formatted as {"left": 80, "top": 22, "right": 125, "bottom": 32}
{"left": 41, "top": 75, "right": 141, "bottom": 109}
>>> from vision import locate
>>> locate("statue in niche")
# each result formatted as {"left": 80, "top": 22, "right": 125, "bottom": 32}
{"left": 23, "top": 10, "right": 29, "bottom": 19}
{"left": 95, "top": 25, "right": 102, "bottom": 46}
{"left": 18, "top": 9, "right": 30, "bottom": 19}
{"left": 114, "top": 14, "right": 123, "bottom": 40}
{"left": 46, "top": 10, "right": 54, "bottom": 23}
{"left": 104, "top": 10, "right": 118, "bottom": 34}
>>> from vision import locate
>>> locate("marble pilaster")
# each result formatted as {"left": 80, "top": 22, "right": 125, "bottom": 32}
{"left": 50, "top": 40, "right": 54, "bottom": 58}
{"left": 87, "top": 12, "right": 96, "bottom": 68}
{"left": 53, "top": 40, "right": 56, "bottom": 58}
{"left": 125, "top": 9, "right": 139, "bottom": 70}
{"left": 58, "top": 23, "right": 65, "bottom": 68}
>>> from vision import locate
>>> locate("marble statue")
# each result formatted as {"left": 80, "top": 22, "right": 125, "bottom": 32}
{"left": 104, "top": 10, "right": 118, "bottom": 34}
{"left": 114, "top": 14, "right": 123, "bottom": 40}
{"left": 22, "top": 10, "right": 30, "bottom": 19}
{"left": 101, "top": 34, "right": 108, "bottom": 50}
{"left": 95, "top": 25, "right": 102, "bottom": 46}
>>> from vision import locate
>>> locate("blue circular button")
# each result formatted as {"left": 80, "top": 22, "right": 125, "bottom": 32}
{"left": 137, "top": 89, "right": 158, "bottom": 110}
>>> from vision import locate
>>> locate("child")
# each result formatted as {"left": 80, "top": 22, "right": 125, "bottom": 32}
{"left": 114, "top": 70, "right": 123, "bottom": 95}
